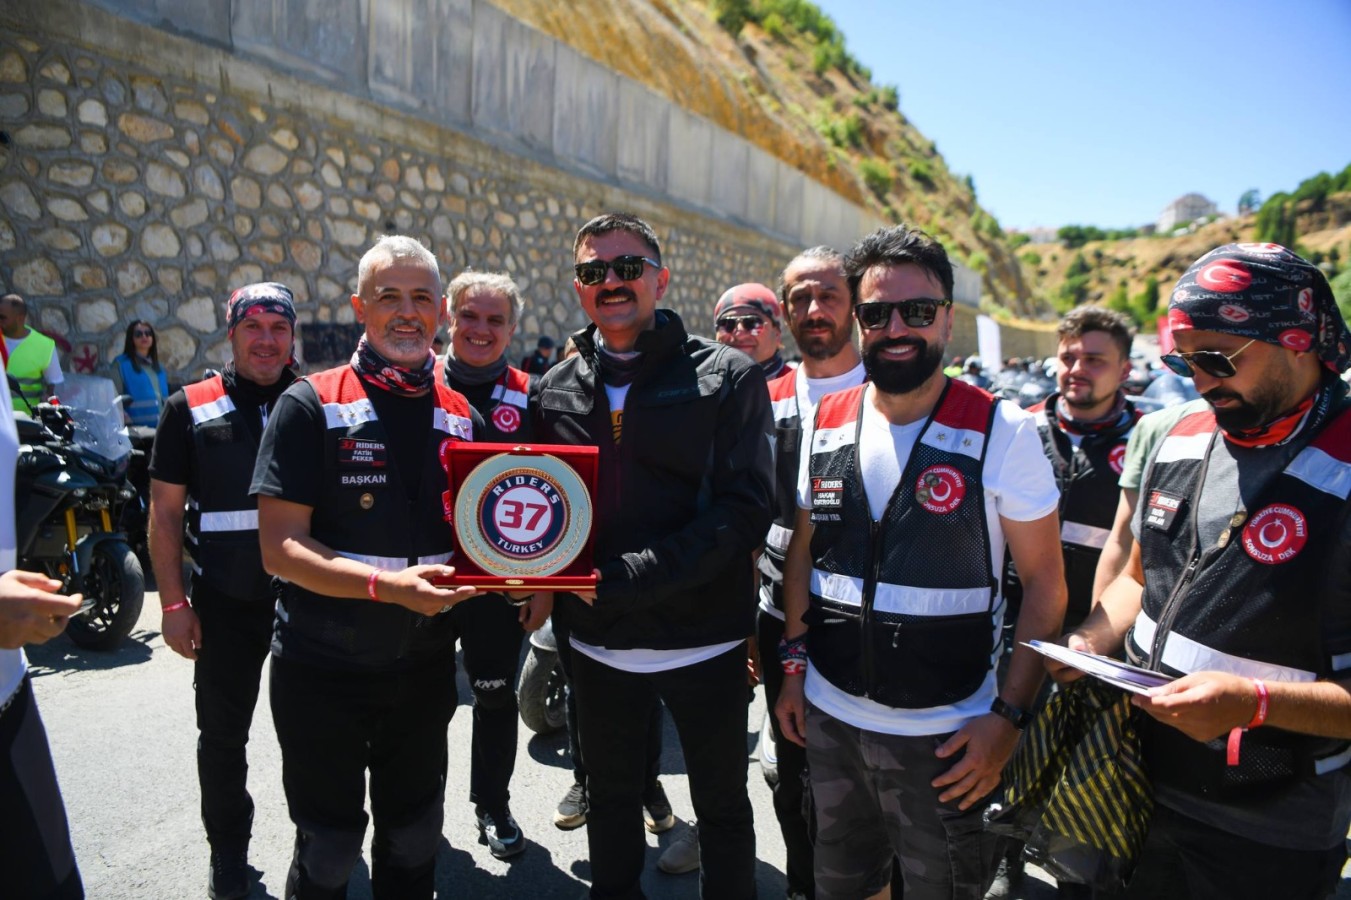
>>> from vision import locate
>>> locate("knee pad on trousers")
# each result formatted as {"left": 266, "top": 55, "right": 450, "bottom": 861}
{"left": 470, "top": 676, "right": 518, "bottom": 712}
{"left": 377, "top": 798, "right": 445, "bottom": 870}
{"left": 292, "top": 822, "right": 365, "bottom": 891}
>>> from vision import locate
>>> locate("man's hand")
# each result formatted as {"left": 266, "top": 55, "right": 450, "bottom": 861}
{"left": 1045, "top": 632, "right": 1092, "bottom": 684}
{"left": 571, "top": 569, "right": 601, "bottom": 605}
{"left": 377, "top": 565, "right": 479, "bottom": 616}
{"left": 1133, "top": 671, "right": 1260, "bottom": 742}
{"left": 519, "top": 592, "right": 554, "bottom": 632}
{"left": 0, "top": 570, "right": 82, "bottom": 648}
{"left": 932, "top": 713, "right": 1021, "bottom": 810}
{"left": 774, "top": 672, "right": 808, "bottom": 748}
{"left": 162, "top": 605, "right": 203, "bottom": 660}
{"left": 746, "top": 634, "right": 761, "bottom": 688}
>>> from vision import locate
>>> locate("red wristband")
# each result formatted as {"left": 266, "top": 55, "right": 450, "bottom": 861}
{"left": 161, "top": 600, "right": 190, "bottom": 614}
{"left": 367, "top": 570, "right": 381, "bottom": 602}
{"left": 1247, "top": 679, "right": 1269, "bottom": 729}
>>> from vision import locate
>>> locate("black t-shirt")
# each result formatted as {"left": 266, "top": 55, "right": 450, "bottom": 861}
{"left": 250, "top": 377, "right": 483, "bottom": 505}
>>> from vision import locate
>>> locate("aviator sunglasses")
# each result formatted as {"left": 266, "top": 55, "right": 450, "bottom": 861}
{"left": 133, "top": 329, "right": 154, "bottom": 338}
{"left": 716, "top": 315, "right": 766, "bottom": 335}
{"left": 1159, "top": 338, "right": 1257, "bottom": 379}
{"left": 854, "top": 298, "right": 951, "bottom": 331}
{"left": 574, "top": 255, "right": 661, "bottom": 286}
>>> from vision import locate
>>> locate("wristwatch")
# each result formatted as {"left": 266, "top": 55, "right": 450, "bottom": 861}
{"left": 990, "top": 697, "right": 1033, "bottom": 730}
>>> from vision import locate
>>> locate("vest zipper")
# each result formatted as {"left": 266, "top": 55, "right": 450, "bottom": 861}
{"left": 862, "top": 516, "right": 883, "bottom": 693}
{"left": 1148, "top": 551, "right": 1201, "bottom": 670}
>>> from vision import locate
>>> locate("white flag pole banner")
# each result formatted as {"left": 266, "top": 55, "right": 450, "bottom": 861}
{"left": 976, "top": 314, "right": 1002, "bottom": 374}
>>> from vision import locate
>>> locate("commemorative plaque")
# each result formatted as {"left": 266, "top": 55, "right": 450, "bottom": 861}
{"left": 436, "top": 442, "right": 599, "bottom": 591}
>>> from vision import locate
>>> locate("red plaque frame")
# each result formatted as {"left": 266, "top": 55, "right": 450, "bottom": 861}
{"left": 435, "top": 442, "right": 599, "bottom": 591}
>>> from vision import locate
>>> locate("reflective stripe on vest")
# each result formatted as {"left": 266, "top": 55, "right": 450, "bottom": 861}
{"left": 1129, "top": 608, "right": 1317, "bottom": 684}
{"left": 811, "top": 568, "right": 994, "bottom": 617}
{"left": 336, "top": 550, "right": 455, "bottom": 571}
{"left": 189, "top": 391, "right": 235, "bottom": 426}
{"left": 765, "top": 522, "right": 792, "bottom": 554}
{"left": 1061, "top": 520, "right": 1110, "bottom": 550}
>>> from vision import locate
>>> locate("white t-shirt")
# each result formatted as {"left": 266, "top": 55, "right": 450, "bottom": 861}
{"left": 4, "top": 332, "right": 64, "bottom": 386}
{"left": 0, "top": 372, "right": 27, "bottom": 704}
{"left": 796, "top": 384, "right": 1058, "bottom": 735}
{"left": 569, "top": 380, "right": 742, "bottom": 673}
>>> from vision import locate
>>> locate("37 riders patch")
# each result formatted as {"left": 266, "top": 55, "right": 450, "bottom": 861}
{"left": 1144, "top": 489, "right": 1185, "bottom": 533}
{"left": 338, "top": 438, "right": 388, "bottom": 487}
{"left": 812, "top": 477, "right": 844, "bottom": 508}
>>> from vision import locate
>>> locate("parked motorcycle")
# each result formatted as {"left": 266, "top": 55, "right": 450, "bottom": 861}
{"left": 13, "top": 374, "right": 146, "bottom": 650}
{"left": 516, "top": 616, "right": 567, "bottom": 735}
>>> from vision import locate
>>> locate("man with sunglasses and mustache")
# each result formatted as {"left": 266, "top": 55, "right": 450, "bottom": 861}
{"left": 775, "top": 225, "right": 1065, "bottom": 900}
{"left": 712, "top": 283, "right": 794, "bottom": 380}
{"left": 534, "top": 212, "right": 774, "bottom": 899}
{"left": 1053, "top": 244, "right": 1351, "bottom": 900}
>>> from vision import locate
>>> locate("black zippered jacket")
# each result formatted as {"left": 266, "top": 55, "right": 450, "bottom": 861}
{"left": 534, "top": 310, "right": 775, "bottom": 650}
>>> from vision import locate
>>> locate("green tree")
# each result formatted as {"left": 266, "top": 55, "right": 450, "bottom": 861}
{"left": 1130, "top": 276, "right": 1160, "bottom": 326}
{"left": 859, "top": 159, "right": 892, "bottom": 198}
{"left": 1237, "top": 188, "right": 1261, "bottom": 215}
{"left": 1331, "top": 268, "right": 1351, "bottom": 323}
{"left": 1106, "top": 280, "right": 1131, "bottom": 316}
{"left": 712, "top": 0, "right": 752, "bottom": 35}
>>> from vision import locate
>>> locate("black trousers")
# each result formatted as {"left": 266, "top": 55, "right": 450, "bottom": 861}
{"left": 572, "top": 644, "right": 755, "bottom": 900}
{"left": 1123, "top": 801, "right": 1347, "bottom": 900}
{"left": 554, "top": 614, "right": 662, "bottom": 788}
{"left": 0, "top": 674, "right": 83, "bottom": 899}
{"left": 452, "top": 593, "right": 525, "bottom": 811}
{"left": 191, "top": 578, "right": 275, "bottom": 850}
{"left": 757, "top": 607, "right": 815, "bottom": 898}
{"left": 270, "top": 652, "right": 458, "bottom": 900}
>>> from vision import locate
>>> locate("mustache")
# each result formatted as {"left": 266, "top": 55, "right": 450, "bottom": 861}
{"left": 385, "top": 320, "right": 427, "bottom": 334}
{"left": 798, "top": 318, "right": 837, "bottom": 333}
{"left": 870, "top": 337, "right": 925, "bottom": 353}
{"left": 597, "top": 288, "right": 636, "bottom": 303}
{"left": 1203, "top": 388, "right": 1243, "bottom": 404}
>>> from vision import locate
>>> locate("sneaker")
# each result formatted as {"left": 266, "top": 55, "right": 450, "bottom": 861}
{"left": 643, "top": 779, "right": 675, "bottom": 833}
{"left": 657, "top": 822, "right": 700, "bottom": 875}
{"left": 207, "top": 847, "right": 250, "bottom": 900}
{"left": 476, "top": 805, "right": 526, "bottom": 859}
{"left": 983, "top": 852, "right": 1024, "bottom": 900}
{"left": 554, "top": 781, "right": 588, "bottom": 830}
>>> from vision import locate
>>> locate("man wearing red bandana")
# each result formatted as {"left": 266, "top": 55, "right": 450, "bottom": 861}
{"left": 1054, "top": 243, "right": 1351, "bottom": 899}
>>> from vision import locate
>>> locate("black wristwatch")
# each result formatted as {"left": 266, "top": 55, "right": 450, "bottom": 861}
{"left": 990, "top": 697, "right": 1032, "bottom": 730}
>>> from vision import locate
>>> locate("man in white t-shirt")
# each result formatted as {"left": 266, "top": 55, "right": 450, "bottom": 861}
{"left": 775, "top": 225, "right": 1066, "bottom": 899}
{"left": 534, "top": 213, "right": 775, "bottom": 898}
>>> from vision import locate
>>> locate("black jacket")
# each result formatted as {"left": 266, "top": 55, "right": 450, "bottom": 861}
{"left": 534, "top": 311, "right": 775, "bottom": 650}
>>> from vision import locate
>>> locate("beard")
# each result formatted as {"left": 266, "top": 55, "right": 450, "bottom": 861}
{"left": 792, "top": 316, "right": 852, "bottom": 361}
{"left": 864, "top": 337, "right": 945, "bottom": 395}
{"left": 1204, "top": 381, "right": 1290, "bottom": 434}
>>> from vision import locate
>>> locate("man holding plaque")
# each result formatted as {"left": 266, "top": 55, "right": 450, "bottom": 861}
{"left": 435, "top": 269, "right": 552, "bottom": 859}
{"left": 535, "top": 212, "right": 775, "bottom": 898}
{"left": 251, "top": 235, "right": 481, "bottom": 900}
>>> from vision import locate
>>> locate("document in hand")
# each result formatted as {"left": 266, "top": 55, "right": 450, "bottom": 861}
{"left": 1025, "top": 640, "right": 1176, "bottom": 695}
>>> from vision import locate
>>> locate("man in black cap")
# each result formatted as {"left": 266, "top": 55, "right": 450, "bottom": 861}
{"left": 1055, "top": 243, "right": 1351, "bottom": 900}
{"left": 521, "top": 335, "right": 556, "bottom": 377}
{"left": 149, "top": 281, "right": 299, "bottom": 899}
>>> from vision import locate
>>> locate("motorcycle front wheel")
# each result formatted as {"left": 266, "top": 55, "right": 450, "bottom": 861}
{"left": 517, "top": 646, "right": 567, "bottom": 735}
{"left": 66, "top": 540, "right": 146, "bottom": 651}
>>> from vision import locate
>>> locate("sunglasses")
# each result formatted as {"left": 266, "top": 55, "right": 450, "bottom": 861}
{"left": 1159, "top": 338, "right": 1257, "bottom": 379}
{"left": 854, "top": 298, "right": 951, "bottom": 331}
{"left": 715, "top": 315, "right": 766, "bottom": 335}
{"left": 133, "top": 329, "right": 154, "bottom": 337}
{"left": 574, "top": 255, "right": 661, "bottom": 287}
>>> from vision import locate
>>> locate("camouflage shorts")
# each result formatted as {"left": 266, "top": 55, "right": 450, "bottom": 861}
{"left": 805, "top": 702, "right": 998, "bottom": 900}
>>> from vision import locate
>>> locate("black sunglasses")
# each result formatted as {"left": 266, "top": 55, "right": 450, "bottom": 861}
{"left": 133, "top": 329, "right": 154, "bottom": 337}
{"left": 715, "top": 315, "right": 766, "bottom": 335}
{"left": 574, "top": 255, "right": 661, "bottom": 287}
{"left": 854, "top": 298, "right": 951, "bottom": 331}
{"left": 1160, "top": 338, "right": 1256, "bottom": 379}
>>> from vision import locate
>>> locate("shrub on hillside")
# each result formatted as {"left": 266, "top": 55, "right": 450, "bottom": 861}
{"left": 859, "top": 159, "right": 892, "bottom": 198}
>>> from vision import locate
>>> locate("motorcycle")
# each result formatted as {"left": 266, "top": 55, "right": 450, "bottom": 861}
{"left": 13, "top": 374, "right": 146, "bottom": 650}
{"left": 516, "top": 616, "right": 567, "bottom": 735}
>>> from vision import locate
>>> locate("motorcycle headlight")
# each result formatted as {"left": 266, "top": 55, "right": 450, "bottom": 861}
{"left": 72, "top": 488, "right": 87, "bottom": 498}
{"left": 118, "top": 487, "right": 136, "bottom": 500}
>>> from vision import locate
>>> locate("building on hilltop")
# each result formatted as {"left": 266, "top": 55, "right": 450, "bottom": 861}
{"left": 1156, "top": 193, "right": 1218, "bottom": 233}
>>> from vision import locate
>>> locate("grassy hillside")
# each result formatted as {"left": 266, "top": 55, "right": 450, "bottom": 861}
{"left": 490, "top": 0, "right": 1040, "bottom": 313}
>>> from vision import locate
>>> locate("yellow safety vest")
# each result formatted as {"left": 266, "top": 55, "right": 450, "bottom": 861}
{"left": 7, "top": 330, "right": 56, "bottom": 411}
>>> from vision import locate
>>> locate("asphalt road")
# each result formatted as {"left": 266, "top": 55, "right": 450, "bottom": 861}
{"left": 31, "top": 592, "right": 1350, "bottom": 899}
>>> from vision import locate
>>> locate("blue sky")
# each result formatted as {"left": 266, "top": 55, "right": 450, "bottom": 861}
{"left": 821, "top": 0, "right": 1351, "bottom": 232}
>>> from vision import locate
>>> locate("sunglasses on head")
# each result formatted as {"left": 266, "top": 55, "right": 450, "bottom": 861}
{"left": 854, "top": 298, "right": 951, "bottom": 331}
{"left": 715, "top": 315, "right": 766, "bottom": 335}
{"left": 574, "top": 255, "right": 661, "bottom": 287}
{"left": 1159, "top": 338, "right": 1257, "bottom": 379}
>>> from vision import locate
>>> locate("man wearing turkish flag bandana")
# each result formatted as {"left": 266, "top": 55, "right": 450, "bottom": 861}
{"left": 1053, "top": 243, "right": 1351, "bottom": 899}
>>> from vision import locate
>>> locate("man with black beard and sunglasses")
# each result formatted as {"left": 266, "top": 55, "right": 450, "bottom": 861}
{"left": 775, "top": 225, "right": 1065, "bottom": 899}
{"left": 534, "top": 212, "right": 774, "bottom": 899}
{"left": 1052, "top": 244, "right": 1351, "bottom": 900}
